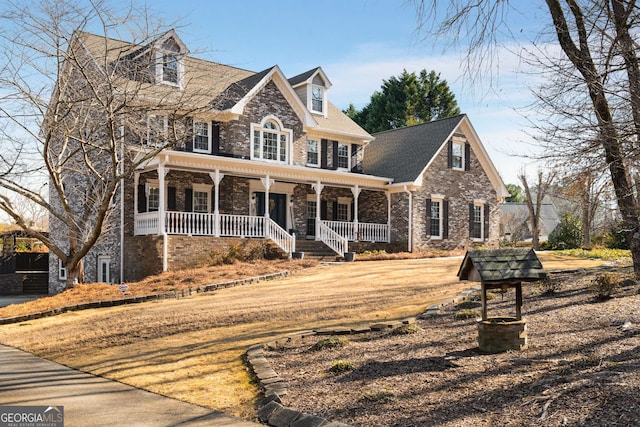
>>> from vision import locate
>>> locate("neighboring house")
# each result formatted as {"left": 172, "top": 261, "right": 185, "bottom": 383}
{"left": 47, "top": 30, "right": 509, "bottom": 293}
{"left": 499, "top": 202, "right": 561, "bottom": 243}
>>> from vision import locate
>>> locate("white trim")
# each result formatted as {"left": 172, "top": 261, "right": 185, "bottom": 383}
{"left": 310, "top": 85, "right": 326, "bottom": 117}
{"left": 336, "top": 143, "right": 350, "bottom": 171}
{"left": 429, "top": 195, "right": 444, "bottom": 240}
{"left": 472, "top": 201, "right": 485, "bottom": 242}
{"left": 97, "top": 255, "right": 111, "bottom": 283}
{"left": 306, "top": 139, "right": 320, "bottom": 167}
{"left": 192, "top": 183, "right": 213, "bottom": 213}
{"left": 451, "top": 140, "right": 465, "bottom": 171}
{"left": 193, "top": 120, "right": 212, "bottom": 154}
{"left": 145, "top": 115, "right": 168, "bottom": 147}
{"left": 250, "top": 115, "right": 293, "bottom": 164}
{"left": 58, "top": 259, "right": 67, "bottom": 281}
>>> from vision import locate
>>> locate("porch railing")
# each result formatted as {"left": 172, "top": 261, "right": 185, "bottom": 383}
{"left": 319, "top": 221, "right": 348, "bottom": 256}
{"left": 134, "top": 212, "right": 294, "bottom": 255}
{"left": 322, "top": 220, "right": 389, "bottom": 243}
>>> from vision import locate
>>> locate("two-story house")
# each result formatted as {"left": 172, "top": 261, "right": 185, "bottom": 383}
{"left": 47, "top": 30, "right": 509, "bottom": 293}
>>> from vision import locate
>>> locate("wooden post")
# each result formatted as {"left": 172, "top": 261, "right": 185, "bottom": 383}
{"left": 481, "top": 283, "right": 488, "bottom": 321}
{"left": 515, "top": 282, "right": 523, "bottom": 320}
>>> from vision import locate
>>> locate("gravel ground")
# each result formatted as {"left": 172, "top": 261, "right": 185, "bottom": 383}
{"left": 264, "top": 268, "right": 640, "bottom": 426}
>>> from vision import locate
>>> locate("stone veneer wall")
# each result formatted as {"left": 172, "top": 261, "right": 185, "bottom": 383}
{"left": 410, "top": 139, "right": 500, "bottom": 251}
{"left": 166, "top": 236, "right": 254, "bottom": 271}
{"left": 122, "top": 235, "right": 163, "bottom": 282}
{"left": 390, "top": 192, "right": 410, "bottom": 249}
{"left": 0, "top": 274, "right": 22, "bottom": 294}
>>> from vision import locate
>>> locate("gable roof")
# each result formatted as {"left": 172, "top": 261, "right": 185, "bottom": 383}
{"left": 74, "top": 31, "right": 364, "bottom": 139}
{"left": 288, "top": 67, "right": 332, "bottom": 89}
{"left": 364, "top": 114, "right": 509, "bottom": 197}
{"left": 364, "top": 114, "right": 466, "bottom": 183}
{"left": 457, "top": 248, "right": 547, "bottom": 283}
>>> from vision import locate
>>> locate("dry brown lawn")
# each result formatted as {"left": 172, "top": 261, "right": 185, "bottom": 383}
{"left": 0, "top": 253, "right": 607, "bottom": 420}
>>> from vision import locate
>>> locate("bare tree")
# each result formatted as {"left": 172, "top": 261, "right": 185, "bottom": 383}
{"left": 415, "top": 1, "right": 640, "bottom": 271}
{"left": 0, "top": 0, "right": 223, "bottom": 285}
{"left": 519, "top": 170, "right": 556, "bottom": 250}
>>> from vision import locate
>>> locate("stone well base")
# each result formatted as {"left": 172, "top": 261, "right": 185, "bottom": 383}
{"left": 477, "top": 317, "right": 527, "bottom": 353}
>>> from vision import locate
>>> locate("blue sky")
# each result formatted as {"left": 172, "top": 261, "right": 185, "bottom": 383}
{"left": 111, "top": 0, "right": 550, "bottom": 184}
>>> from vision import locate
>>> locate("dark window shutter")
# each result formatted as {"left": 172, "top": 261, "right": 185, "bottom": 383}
{"left": 443, "top": 199, "right": 449, "bottom": 239}
{"left": 469, "top": 203, "right": 475, "bottom": 237}
{"left": 350, "top": 201, "right": 355, "bottom": 221}
{"left": 137, "top": 184, "right": 147, "bottom": 213}
{"left": 332, "top": 201, "right": 338, "bottom": 220}
{"left": 185, "top": 117, "right": 193, "bottom": 152}
{"left": 332, "top": 140, "right": 339, "bottom": 170}
{"left": 484, "top": 204, "right": 490, "bottom": 240}
{"left": 465, "top": 143, "right": 471, "bottom": 171}
{"left": 211, "top": 189, "right": 216, "bottom": 212}
{"left": 321, "top": 139, "right": 328, "bottom": 169}
{"left": 167, "top": 186, "right": 177, "bottom": 211}
{"left": 185, "top": 188, "right": 193, "bottom": 212}
{"left": 425, "top": 199, "right": 432, "bottom": 236}
{"left": 320, "top": 200, "right": 328, "bottom": 220}
{"left": 351, "top": 144, "right": 359, "bottom": 173}
{"left": 447, "top": 140, "right": 453, "bottom": 169}
{"left": 255, "top": 192, "right": 265, "bottom": 216}
{"left": 211, "top": 121, "right": 220, "bottom": 155}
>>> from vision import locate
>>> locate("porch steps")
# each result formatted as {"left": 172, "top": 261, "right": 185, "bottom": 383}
{"left": 294, "top": 239, "right": 342, "bottom": 262}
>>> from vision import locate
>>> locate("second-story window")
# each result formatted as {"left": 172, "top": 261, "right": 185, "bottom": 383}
{"left": 193, "top": 121, "right": 210, "bottom": 153}
{"left": 311, "top": 86, "right": 324, "bottom": 113}
{"left": 307, "top": 140, "right": 319, "bottom": 166}
{"left": 337, "top": 143, "right": 349, "bottom": 169}
{"left": 451, "top": 142, "right": 463, "bottom": 170}
{"left": 145, "top": 115, "right": 167, "bottom": 147}
{"left": 251, "top": 117, "right": 290, "bottom": 163}
{"left": 163, "top": 53, "right": 178, "bottom": 84}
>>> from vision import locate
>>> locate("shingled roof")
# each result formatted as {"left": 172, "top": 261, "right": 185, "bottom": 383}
{"left": 363, "top": 114, "right": 466, "bottom": 183}
{"left": 457, "top": 248, "right": 547, "bottom": 283}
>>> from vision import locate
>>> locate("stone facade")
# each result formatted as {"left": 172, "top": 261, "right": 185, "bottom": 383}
{"left": 409, "top": 138, "right": 500, "bottom": 251}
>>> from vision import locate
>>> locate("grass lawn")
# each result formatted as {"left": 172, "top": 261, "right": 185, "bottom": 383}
{"left": 0, "top": 253, "right": 612, "bottom": 419}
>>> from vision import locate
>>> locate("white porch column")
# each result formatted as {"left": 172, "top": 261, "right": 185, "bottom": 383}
{"left": 260, "top": 175, "right": 274, "bottom": 218}
{"left": 209, "top": 170, "right": 224, "bottom": 237}
{"left": 134, "top": 172, "right": 140, "bottom": 214}
{"left": 351, "top": 185, "right": 360, "bottom": 241}
{"left": 312, "top": 181, "right": 323, "bottom": 240}
{"left": 387, "top": 192, "right": 392, "bottom": 243}
{"left": 158, "top": 164, "right": 169, "bottom": 272}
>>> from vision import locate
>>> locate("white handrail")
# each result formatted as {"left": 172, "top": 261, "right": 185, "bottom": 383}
{"left": 265, "top": 217, "right": 295, "bottom": 255}
{"left": 319, "top": 221, "right": 348, "bottom": 256}
{"left": 322, "top": 220, "right": 389, "bottom": 243}
{"left": 135, "top": 212, "right": 160, "bottom": 235}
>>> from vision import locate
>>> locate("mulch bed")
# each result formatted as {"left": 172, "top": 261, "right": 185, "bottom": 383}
{"left": 264, "top": 267, "right": 640, "bottom": 426}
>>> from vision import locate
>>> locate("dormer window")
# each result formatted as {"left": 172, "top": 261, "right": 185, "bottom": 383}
{"left": 311, "top": 86, "right": 324, "bottom": 113}
{"left": 155, "top": 36, "right": 185, "bottom": 88}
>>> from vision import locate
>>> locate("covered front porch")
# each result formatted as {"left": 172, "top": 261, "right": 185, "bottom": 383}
{"left": 131, "top": 151, "right": 392, "bottom": 262}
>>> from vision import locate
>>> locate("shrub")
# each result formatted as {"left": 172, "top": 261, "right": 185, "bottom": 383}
{"left": 389, "top": 324, "right": 422, "bottom": 335}
{"left": 455, "top": 309, "right": 480, "bottom": 320}
{"left": 361, "top": 389, "right": 396, "bottom": 403}
{"left": 589, "top": 272, "right": 621, "bottom": 300}
{"left": 311, "top": 337, "right": 348, "bottom": 351}
{"left": 601, "top": 220, "right": 630, "bottom": 250}
{"left": 537, "top": 277, "right": 562, "bottom": 295}
{"left": 548, "top": 213, "right": 583, "bottom": 250}
{"left": 456, "top": 301, "right": 481, "bottom": 310}
{"left": 329, "top": 360, "right": 354, "bottom": 373}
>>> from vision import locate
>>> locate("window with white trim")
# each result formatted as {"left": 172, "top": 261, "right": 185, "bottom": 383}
{"left": 337, "top": 143, "right": 349, "bottom": 169}
{"left": 145, "top": 115, "right": 167, "bottom": 147}
{"left": 58, "top": 259, "right": 67, "bottom": 281}
{"left": 193, "top": 121, "right": 211, "bottom": 153}
{"left": 336, "top": 197, "right": 352, "bottom": 222}
{"left": 97, "top": 255, "right": 111, "bottom": 284}
{"left": 430, "top": 199, "right": 443, "bottom": 239}
{"left": 156, "top": 38, "right": 183, "bottom": 87}
{"left": 311, "top": 86, "right": 324, "bottom": 113}
{"left": 451, "top": 141, "right": 464, "bottom": 170}
{"left": 307, "top": 140, "right": 319, "bottom": 166}
{"left": 251, "top": 118, "right": 290, "bottom": 163}
{"left": 192, "top": 184, "right": 211, "bottom": 213}
{"left": 472, "top": 203, "right": 484, "bottom": 240}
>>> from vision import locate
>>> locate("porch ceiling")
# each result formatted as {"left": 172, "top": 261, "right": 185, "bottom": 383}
{"left": 138, "top": 150, "right": 393, "bottom": 190}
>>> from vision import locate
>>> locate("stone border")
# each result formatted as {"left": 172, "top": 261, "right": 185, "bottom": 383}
{"left": 0, "top": 271, "right": 292, "bottom": 325}
{"left": 246, "top": 286, "right": 482, "bottom": 427}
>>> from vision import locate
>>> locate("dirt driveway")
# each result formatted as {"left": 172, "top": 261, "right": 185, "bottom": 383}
{"left": 0, "top": 254, "right": 605, "bottom": 419}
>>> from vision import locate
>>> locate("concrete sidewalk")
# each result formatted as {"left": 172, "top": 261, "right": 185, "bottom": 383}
{"left": 0, "top": 345, "right": 261, "bottom": 426}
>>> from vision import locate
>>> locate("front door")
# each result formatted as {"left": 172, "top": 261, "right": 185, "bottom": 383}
{"left": 256, "top": 192, "right": 287, "bottom": 230}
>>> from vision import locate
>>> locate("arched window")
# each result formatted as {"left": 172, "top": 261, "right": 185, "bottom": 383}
{"left": 251, "top": 118, "right": 290, "bottom": 163}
